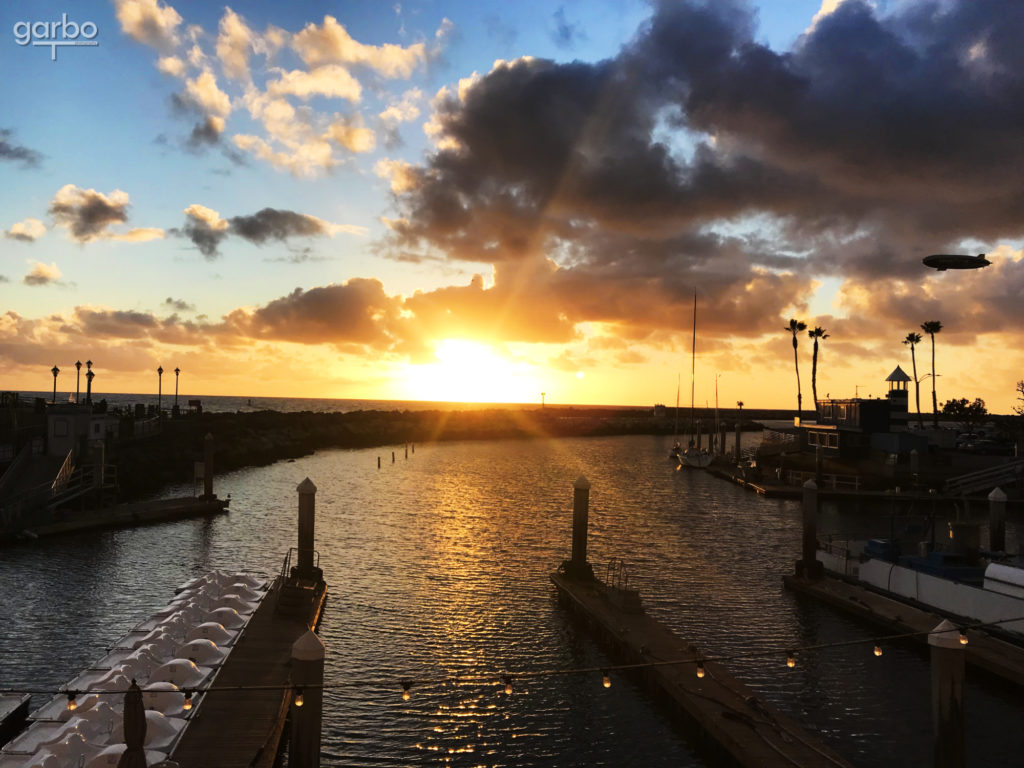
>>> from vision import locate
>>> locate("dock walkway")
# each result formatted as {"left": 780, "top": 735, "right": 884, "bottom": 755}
{"left": 12, "top": 497, "right": 229, "bottom": 540}
{"left": 784, "top": 573, "right": 1024, "bottom": 686}
{"left": 551, "top": 572, "right": 852, "bottom": 768}
{"left": 169, "top": 576, "right": 326, "bottom": 768}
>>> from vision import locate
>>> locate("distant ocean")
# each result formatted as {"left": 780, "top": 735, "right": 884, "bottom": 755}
{"left": 15, "top": 391, "right": 644, "bottom": 414}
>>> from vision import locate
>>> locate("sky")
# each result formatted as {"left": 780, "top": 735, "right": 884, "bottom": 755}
{"left": 2, "top": 0, "right": 1023, "bottom": 412}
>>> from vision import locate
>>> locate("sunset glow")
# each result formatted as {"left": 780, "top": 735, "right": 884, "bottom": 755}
{"left": 2, "top": 1, "right": 1024, "bottom": 411}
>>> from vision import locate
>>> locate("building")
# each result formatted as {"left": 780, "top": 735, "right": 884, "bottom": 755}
{"left": 803, "top": 366, "right": 929, "bottom": 461}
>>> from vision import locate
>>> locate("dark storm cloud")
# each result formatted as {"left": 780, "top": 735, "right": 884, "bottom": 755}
{"left": 48, "top": 185, "right": 129, "bottom": 242}
{"left": 164, "top": 297, "right": 196, "bottom": 312}
{"left": 0, "top": 128, "right": 42, "bottom": 168}
{"left": 386, "top": 0, "right": 1024, "bottom": 339}
{"left": 187, "top": 116, "right": 223, "bottom": 148}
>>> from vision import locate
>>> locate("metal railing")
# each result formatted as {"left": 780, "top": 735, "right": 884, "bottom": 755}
{"left": 944, "top": 459, "right": 1024, "bottom": 496}
{"left": 604, "top": 558, "right": 630, "bottom": 591}
{"left": 280, "top": 547, "right": 321, "bottom": 580}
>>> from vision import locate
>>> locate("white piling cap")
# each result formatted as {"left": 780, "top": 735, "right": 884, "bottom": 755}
{"left": 803, "top": 478, "right": 817, "bottom": 490}
{"left": 928, "top": 618, "right": 963, "bottom": 649}
{"left": 291, "top": 629, "right": 325, "bottom": 661}
{"left": 574, "top": 475, "right": 591, "bottom": 491}
{"left": 989, "top": 486, "right": 1007, "bottom": 502}
{"left": 297, "top": 477, "right": 317, "bottom": 494}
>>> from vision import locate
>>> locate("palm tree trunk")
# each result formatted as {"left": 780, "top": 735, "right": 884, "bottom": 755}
{"left": 793, "top": 337, "right": 802, "bottom": 417}
{"left": 930, "top": 334, "right": 938, "bottom": 428}
{"left": 811, "top": 339, "right": 819, "bottom": 416}
{"left": 911, "top": 347, "right": 922, "bottom": 428}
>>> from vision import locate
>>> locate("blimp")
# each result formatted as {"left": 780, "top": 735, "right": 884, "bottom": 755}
{"left": 922, "top": 253, "right": 990, "bottom": 271}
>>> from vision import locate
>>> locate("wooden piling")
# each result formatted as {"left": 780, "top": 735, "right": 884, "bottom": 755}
{"left": 566, "top": 476, "right": 594, "bottom": 579}
{"left": 800, "top": 479, "right": 822, "bottom": 579}
{"left": 377, "top": 456, "right": 381, "bottom": 469}
{"left": 392, "top": 451, "right": 395, "bottom": 463}
{"left": 930, "top": 619, "right": 965, "bottom": 768}
{"left": 988, "top": 486, "right": 1006, "bottom": 552}
{"left": 289, "top": 630, "right": 325, "bottom": 768}
{"left": 404, "top": 444, "right": 408, "bottom": 459}
{"left": 297, "top": 478, "right": 316, "bottom": 578}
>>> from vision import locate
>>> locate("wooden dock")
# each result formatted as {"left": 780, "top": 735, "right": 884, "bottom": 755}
{"left": 18, "top": 496, "right": 230, "bottom": 539}
{"left": 551, "top": 572, "right": 852, "bottom": 768}
{"left": 784, "top": 573, "right": 1024, "bottom": 686}
{"left": 169, "top": 574, "right": 327, "bottom": 768}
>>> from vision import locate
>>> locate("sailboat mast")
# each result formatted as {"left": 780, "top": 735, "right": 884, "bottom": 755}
{"left": 689, "top": 291, "right": 696, "bottom": 438}
{"left": 674, "top": 373, "right": 680, "bottom": 438}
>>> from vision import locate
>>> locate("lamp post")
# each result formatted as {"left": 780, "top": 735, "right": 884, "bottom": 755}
{"left": 174, "top": 367, "right": 180, "bottom": 408}
{"left": 75, "top": 360, "right": 82, "bottom": 404}
{"left": 157, "top": 366, "right": 163, "bottom": 413}
{"left": 85, "top": 360, "right": 93, "bottom": 404}
{"left": 51, "top": 365, "right": 60, "bottom": 404}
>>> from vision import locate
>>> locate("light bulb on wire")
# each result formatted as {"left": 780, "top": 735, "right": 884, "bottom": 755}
{"left": 696, "top": 661, "right": 705, "bottom": 679}
{"left": 294, "top": 688, "right": 304, "bottom": 707}
{"left": 602, "top": 670, "right": 611, "bottom": 689}
{"left": 401, "top": 681, "right": 411, "bottom": 702}
{"left": 786, "top": 651, "right": 796, "bottom": 669}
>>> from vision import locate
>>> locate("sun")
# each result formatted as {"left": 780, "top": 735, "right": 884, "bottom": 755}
{"left": 406, "top": 339, "right": 543, "bottom": 403}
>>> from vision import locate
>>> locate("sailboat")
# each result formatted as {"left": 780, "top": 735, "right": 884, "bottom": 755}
{"left": 669, "top": 373, "right": 683, "bottom": 461}
{"left": 679, "top": 292, "right": 712, "bottom": 469}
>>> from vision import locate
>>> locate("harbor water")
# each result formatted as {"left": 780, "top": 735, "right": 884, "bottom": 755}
{"left": 3, "top": 434, "right": 1023, "bottom": 766}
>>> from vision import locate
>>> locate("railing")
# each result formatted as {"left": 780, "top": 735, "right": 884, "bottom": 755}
{"left": 280, "top": 547, "right": 321, "bottom": 580}
{"left": 52, "top": 450, "right": 75, "bottom": 495}
{"left": 783, "top": 470, "right": 861, "bottom": 490}
{"left": 604, "top": 558, "right": 630, "bottom": 591}
{"left": 944, "top": 459, "right": 1024, "bottom": 496}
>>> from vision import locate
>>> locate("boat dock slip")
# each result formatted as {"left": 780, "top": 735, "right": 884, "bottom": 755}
{"left": 550, "top": 572, "right": 853, "bottom": 768}
{"left": 784, "top": 573, "right": 1024, "bottom": 686}
{"left": 169, "top": 575, "right": 327, "bottom": 767}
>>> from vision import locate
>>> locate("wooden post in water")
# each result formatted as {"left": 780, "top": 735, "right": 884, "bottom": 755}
{"left": 297, "top": 478, "right": 316, "bottom": 578}
{"left": 799, "top": 479, "right": 822, "bottom": 579}
{"left": 203, "top": 432, "right": 214, "bottom": 499}
{"left": 377, "top": 456, "right": 381, "bottom": 469}
{"left": 929, "top": 619, "right": 965, "bottom": 768}
{"left": 989, "top": 486, "right": 1006, "bottom": 553}
{"left": 392, "top": 451, "right": 395, "bottom": 463}
{"left": 567, "top": 476, "right": 594, "bottom": 579}
{"left": 405, "top": 444, "right": 408, "bottom": 459}
{"left": 289, "top": 629, "right": 325, "bottom": 768}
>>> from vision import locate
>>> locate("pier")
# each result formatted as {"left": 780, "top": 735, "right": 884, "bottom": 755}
{"left": 551, "top": 477, "right": 852, "bottom": 768}
{"left": 170, "top": 478, "right": 327, "bottom": 768}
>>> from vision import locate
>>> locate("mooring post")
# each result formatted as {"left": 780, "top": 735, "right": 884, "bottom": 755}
{"left": 567, "top": 475, "right": 594, "bottom": 579}
{"left": 289, "top": 629, "right": 325, "bottom": 768}
{"left": 988, "top": 486, "right": 1006, "bottom": 553}
{"left": 203, "top": 432, "right": 214, "bottom": 499}
{"left": 405, "top": 444, "right": 408, "bottom": 459}
{"left": 392, "top": 451, "right": 395, "bottom": 463}
{"left": 297, "top": 478, "right": 316, "bottom": 578}
{"left": 377, "top": 456, "right": 381, "bottom": 469}
{"left": 734, "top": 420, "right": 742, "bottom": 463}
{"left": 799, "top": 479, "right": 821, "bottom": 579}
{"left": 929, "top": 619, "right": 965, "bottom": 768}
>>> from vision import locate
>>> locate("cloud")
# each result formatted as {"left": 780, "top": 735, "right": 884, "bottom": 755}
{"left": 187, "top": 116, "right": 226, "bottom": 147}
{"left": 184, "top": 71, "right": 232, "bottom": 119}
{"left": 379, "top": 88, "right": 422, "bottom": 123}
{"left": 173, "top": 204, "right": 361, "bottom": 258}
{"left": 164, "top": 297, "right": 196, "bottom": 312}
{"left": 326, "top": 115, "right": 376, "bottom": 153}
{"left": 374, "top": 158, "right": 419, "bottom": 193}
{"left": 550, "top": 7, "right": 586, "bottom": 49}
{"left": 24, "top": 262, "right": 62, "bottom": 286}
{"left": 216, "top": 7, "right": 254, "bottom": 81}
{"left": 48, "top": 185, "right": 165, "bottom": 244}
{"left": 157, "top": 56, "right": 186, "bottom": 77}
{"left": 265, "top": 65, "right": 362, "bottom": 102}
{"left": 5, "top": 218, "right": 46, "bottom": 243}
{"left": 0, "top": 128, "right": 43, "bottom": 168}
{"left": 113, "top": 0, "right": 183, "bottom": 52}
{"left": 292, "top": 15, "right": 429, "bottom": 77}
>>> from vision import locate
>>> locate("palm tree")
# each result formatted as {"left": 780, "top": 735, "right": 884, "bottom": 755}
{"left": 808, "top": 326, "right": 829, "bottom": 416}
{"left": 785, "top": 318, "right": 808, "bottom": 417}
{"left": 921, "top": 321, "right": 943, "bottom": 428}
{"left": 902, "top": 332, "right": 923, "bottom": 428}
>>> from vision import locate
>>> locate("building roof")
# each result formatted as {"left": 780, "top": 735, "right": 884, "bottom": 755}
{"left": 886, "top": 365, "right": 911, "bottom": 382}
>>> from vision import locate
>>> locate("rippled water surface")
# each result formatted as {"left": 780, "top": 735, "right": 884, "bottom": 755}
{"left": 3, "top": 434, "right": 1024, "bottom": 767}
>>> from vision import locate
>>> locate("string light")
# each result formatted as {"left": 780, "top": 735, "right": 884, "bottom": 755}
{"left": 401, "top": 681, "right": 412, "bottom": 701}
{"left": 183, "top": 690, "right": 193, "bottom": 711}
{"left": 602, "top": 670, "right": 611, "bottom": 689}
{"left": 6, "top": 614, "right": 1021, "bottom": 704}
